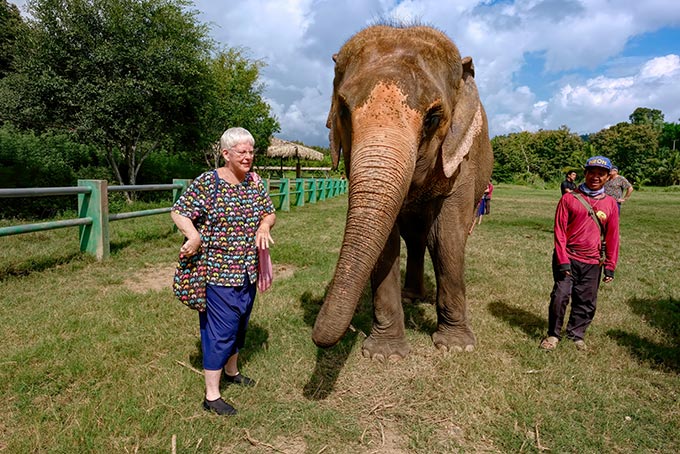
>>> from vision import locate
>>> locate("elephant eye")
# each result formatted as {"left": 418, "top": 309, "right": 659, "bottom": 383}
{"left": 423, "top": 109, "right": 442, "bottom": 135}
{"left": 337, "top": 98, "right": 350, "bottom": 121}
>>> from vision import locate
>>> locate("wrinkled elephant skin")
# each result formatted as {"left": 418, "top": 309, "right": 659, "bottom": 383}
{"left": 312, "top": 25, "right": 494, "bottom": 360}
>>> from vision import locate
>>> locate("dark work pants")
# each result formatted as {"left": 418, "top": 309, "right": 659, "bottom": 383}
{"left": 548, "top": 253, "right": 602, "bottom": 341}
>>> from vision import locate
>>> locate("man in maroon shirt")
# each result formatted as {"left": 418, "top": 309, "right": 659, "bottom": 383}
{"left": 540, "top": 156, "right": 620, "bottom": 351}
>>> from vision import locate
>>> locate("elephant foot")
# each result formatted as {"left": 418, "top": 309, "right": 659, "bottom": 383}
{"left": 361, "top": 335, "right": 411, "bottom": 362}
{"left": 432, "top": 326, "right": 476, "bottom": 353}
{"left": 402, "top": 287, "right": 426, "bottom": 304}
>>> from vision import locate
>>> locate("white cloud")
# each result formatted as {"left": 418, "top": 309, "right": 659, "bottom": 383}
{"left": 9, "top": 0, "right": 680, "bottom": 143}
{"left": 639, "top": 54, "right": 680, "bottom": 79}
{"left": 528, "top": 54, "right": 680, "bottom": 134}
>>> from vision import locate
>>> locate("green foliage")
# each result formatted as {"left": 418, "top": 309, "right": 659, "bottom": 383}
{"left": 492, "top": 108, "right": 679, "bottom": 187}
{"left": 1, "top": 0, "right": 215, "bottom": 186}
{"left": 199, "top": 48, "right": 280, "bottom": 167}
{"left": 135, "top": 149, "right": 206, "bottom": 184}
{"left": 491, "top": 131, "right": 535, "bottom": 182}
{"left": 588, "top": 122, "right": 660, "bottom": 186}
{"left": 0, "top": 0, "right": 23, "bottom": 78}
{"left": 0, "top": 0, "right": 279, "bottom": 192}
{"left": 0, "top": 124, "right": 108, "bottom": 218}
{"left": 492, "top": 127, "right": 585, "bottom": 183}
{"left": 629, "top": 107, "right": 664, "bottom": 131}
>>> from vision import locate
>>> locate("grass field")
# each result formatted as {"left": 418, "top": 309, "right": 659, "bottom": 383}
{"left": 1, "top": 185, "right": 678, "bottom": 453}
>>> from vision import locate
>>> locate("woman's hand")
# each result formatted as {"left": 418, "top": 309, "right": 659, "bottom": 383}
{"left": 171, "top": 212, "right": 202, "bottom": 256}
{"left": 256, "top": 214, "right": 276, "bottom": 249}
{"left": 180, "top": 235, "right": 202, "bottom": 257}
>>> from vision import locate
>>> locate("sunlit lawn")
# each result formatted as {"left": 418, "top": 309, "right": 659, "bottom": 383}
{"left": 1, "top": 185, "right": 678, "bottom": 453}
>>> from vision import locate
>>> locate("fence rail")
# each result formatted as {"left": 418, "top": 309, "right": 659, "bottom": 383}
{"left": 0, "top": 177, "right": 347, "bottom": 260}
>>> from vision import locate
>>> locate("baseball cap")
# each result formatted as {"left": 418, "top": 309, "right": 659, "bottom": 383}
{"left": 585, "top": 156, "right": 612, "bottom": 171}
{"left": 611, "top": 166, "right": 619, "bottom": 171}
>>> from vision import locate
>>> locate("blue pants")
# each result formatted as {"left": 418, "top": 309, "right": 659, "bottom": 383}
{"left": 199, "top": 280, "right": 256, "bottom": 370}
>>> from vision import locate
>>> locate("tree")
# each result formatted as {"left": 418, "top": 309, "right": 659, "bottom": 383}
{"left": 1, "top": 0, "right": 213, "bottom": 196}
{"left": 198, "top": 48, "right": 279, "bottom": 168}
{"left": 659, "top": 121, "right": 680, "bottom": 152}
{"left": 651, "top": 121, "right": 680, "bottom": 185}
{"left": 629, "top": 107, "right": 664, "bottom": 131}
{"left": 0, "top": 0, "right": 23, "bottom": 79}
{"left": 532, "top": 126, "right": 585, "bottom": 181}
{"left": 492, "top": 127, "right": 584, "bottom": 183}
{"left": 588, "top": 122, "right": 659, "bottom": 186}
{"left": 491, "top": 131, "right": 536, "bottom": 182}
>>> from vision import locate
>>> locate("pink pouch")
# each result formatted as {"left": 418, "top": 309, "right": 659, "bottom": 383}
{"left": 252, "top": 171, "right": 273, "bottom": 292}
{"left": 258, "top": 247, "right": 273, "bottom": 292}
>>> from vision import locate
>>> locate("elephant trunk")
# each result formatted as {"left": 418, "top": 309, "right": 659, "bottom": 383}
{"left": 312, "top": 126, "right": 418, "bottom": 347}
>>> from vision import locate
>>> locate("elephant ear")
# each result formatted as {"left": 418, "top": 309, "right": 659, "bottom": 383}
{"left": 326, "top": 98, "right": 342, "bottom": 171}
{"left": 327, "top": 53, "right": 343, "bottom": 171}
{"left": 441, "top": 56, "right": 484, "bottom": 178}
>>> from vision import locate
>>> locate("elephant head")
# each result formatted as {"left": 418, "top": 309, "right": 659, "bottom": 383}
{"left": 312, "top": 25, "right": 492, "bottom": 348}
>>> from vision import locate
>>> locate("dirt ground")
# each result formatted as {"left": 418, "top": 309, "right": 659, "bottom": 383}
{"left": 124, "top": 262, "right": 296, "bottom": 293}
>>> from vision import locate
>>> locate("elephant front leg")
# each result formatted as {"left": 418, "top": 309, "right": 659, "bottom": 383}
{"left": 363, "top": 226, "right": 411, "bottom": 361}
{"left": 429, "top": 217, "right": 476, "bottom": 352}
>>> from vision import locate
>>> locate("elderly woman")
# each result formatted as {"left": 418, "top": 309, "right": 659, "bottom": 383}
{"left": 171, "top": 127, "right": 276, "bottom": 416}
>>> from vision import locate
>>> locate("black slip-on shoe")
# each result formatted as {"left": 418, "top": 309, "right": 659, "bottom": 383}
{"left": 224, "top": 373, "right": 256, "bottom": 387}
{"left": 203, "top": 397, "right": 237, "bottom": 416}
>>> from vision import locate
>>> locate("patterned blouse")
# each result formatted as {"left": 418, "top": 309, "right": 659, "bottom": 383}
{"left": 172, "top": 170, "right": 275, "bottom": 287}
{"left": 604, "top": 175, "right": 632, "bottom": 200}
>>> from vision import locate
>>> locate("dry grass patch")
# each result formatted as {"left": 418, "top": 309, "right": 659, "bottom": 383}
{"left": 122, "top": 262, "right": 297, "bottom": 294}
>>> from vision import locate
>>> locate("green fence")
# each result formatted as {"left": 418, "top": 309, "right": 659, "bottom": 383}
{"left": 0, "top": 177, "right": 347, "bottom": 260}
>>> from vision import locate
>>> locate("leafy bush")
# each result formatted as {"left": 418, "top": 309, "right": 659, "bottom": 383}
{"left": 0, "top": 125, "right": 107, "bottom": 218}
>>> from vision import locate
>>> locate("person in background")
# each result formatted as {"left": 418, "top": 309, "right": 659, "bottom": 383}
{"left": 469, "top": 180, "right": 493, "bottom": 235}
{"left": 604, "top": 166, "right": 634, "bottom": 211}
{"left": 561, "top": 170, "right": 577, "bottom": 195}
{"left": 540, "top": 156, "right": 620, "bottom": 352}
{"left": 171, "top": 127, "right": 276, "bottom": 416}
{"left": 484, "top": 179, "right": 494, "bottom": 215}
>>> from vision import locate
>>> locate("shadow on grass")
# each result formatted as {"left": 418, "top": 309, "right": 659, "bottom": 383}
{"left": 299, "top": 289, "right": 370, "bottom": 401}
{"left": 400, "top": 269, "right": 437, "bottom": 332}
{"left": 399, "top": 268, "right": 437, "bottom": 302}
{"left": 1, "top": 227, "right": 175, "bottom": 282}
{"left": 487, "top": 300, "right": 546, "bottom": 339}
{"left": 607, "top": 296, "right": 679, "bottom": 373}
{"left": 0, "top": 251, "right": 85, "bottom": 282}
{"left": 188, "top": 323, "right": 270, "bottom": 376}
{"left": 403, "top": 301, "right": 437, "bottom": 332}
{"left": 109, "top": 228, "right": 175, "bottom": 254}
{"left": 298, "top": 278, "right": 440, "bottom": 401}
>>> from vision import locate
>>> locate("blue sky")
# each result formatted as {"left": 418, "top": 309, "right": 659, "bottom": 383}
{"left": 11, "top": 0, "right": 680, "bottom": 146}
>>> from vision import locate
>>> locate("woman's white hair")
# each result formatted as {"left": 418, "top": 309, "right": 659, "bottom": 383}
{"left": 220, "top": 127, "right": 255, "bottom": 151}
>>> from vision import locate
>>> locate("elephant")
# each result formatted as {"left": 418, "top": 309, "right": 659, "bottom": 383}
{"left": 312, "top": 24, "right": 494, "bottom": 360}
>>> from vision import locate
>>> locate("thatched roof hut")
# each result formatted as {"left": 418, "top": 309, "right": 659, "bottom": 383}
{"left": 266, "top": 137, "right": 324, "bottom": 160}
{"left": 266, "top": 137, "right": 324, "bottom": 177}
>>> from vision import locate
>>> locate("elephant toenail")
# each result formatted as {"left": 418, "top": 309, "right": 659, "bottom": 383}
{"left": 465, "top": 345, "right": 475, "bottom": 352}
